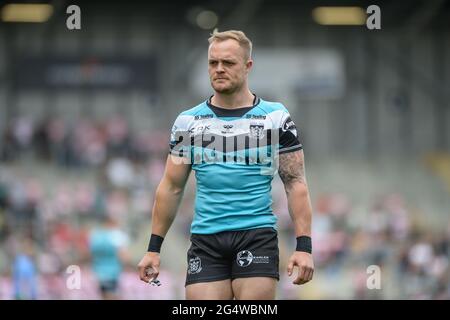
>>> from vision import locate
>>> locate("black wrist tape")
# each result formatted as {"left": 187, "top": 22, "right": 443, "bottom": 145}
{"left": 147, "top": 234, "right": 164, "bottom": 253}
{"left": 296, "top": 236, "right": 312, "bottom": 254}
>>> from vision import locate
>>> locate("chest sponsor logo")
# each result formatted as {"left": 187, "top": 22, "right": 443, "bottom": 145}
{"left": 246, "top": 114, "right": 266, "bottom": 120}
{"left": 194, "top": 114, "right": 214, "bottom": 120}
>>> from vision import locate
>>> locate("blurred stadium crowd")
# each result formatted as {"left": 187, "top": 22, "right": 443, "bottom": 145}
{"left": 0, "top": 115, "right": 449, "bottom": 299}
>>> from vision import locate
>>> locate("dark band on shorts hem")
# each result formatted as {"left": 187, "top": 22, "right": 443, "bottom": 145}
{"left": 185, "top": 275, "right": 231, "bottom": 287}
{"left": 231, "top": 273, "right": 280, "bottom": 281}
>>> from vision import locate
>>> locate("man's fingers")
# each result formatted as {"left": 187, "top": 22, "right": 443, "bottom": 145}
{"left": 294, "top": 265, "right": 314, "bottom": 285}
{"left": 302, "top": 269, "right": 312, "bottom": 284}
{"left": 149, "top": 272, "right": 159, "bottom": 282}
{"left": 304, "top": 267, "right": 314, "bottom": 283}
{"left": 146, "top": 266, "right": 160, "bottom": 281}
{"left": 308, "top": 268, "right": 314, "bottom": 281}
{"left": 293, "top": 265, "right": 306, "bottom": 284}
{"left": 139, "top": 266, "right": 151, "bottom": 283}
{"left": 287, "top": 261, "right": 294, "bottom": 276}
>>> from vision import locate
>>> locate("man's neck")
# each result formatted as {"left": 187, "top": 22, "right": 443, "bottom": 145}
{"left": 211, "top": 88, "right": 255, "bottom": 109}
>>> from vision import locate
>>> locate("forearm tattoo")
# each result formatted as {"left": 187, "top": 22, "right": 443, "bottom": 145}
{"left": 278, "top": 150, "right": 306, "bottom": 186}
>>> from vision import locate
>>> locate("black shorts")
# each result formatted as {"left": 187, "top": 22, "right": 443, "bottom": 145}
{"left": 99, "top": 279, "right": 118, "bottom": 294}
{"left": 185, "top": 227, "right": 279, "bottom": 286}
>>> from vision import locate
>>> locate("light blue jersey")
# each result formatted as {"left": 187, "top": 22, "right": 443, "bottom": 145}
{"left": 89, "top": 228, "right": 129, "bottom": 282}
{"left": 170, "top": 96, "right": 302, "bottom": 234}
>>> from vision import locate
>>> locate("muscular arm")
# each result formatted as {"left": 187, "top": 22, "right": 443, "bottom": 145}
{"left": 278, "top": 149, "right": 314, "bottom": 285}
{"left": 278, "top": 149, "right": 312, "bottom": 238}
{"left": 138, "top": 155, "right": 191, "bottom": 283}
{"left": 151, "top": 155, "right": 191, "bottom": 237}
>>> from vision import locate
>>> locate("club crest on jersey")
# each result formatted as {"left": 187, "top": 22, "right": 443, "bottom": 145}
{"left": 249, "top": 123, "right": 265, "bottom": 139}
{"left": 188, "top": 256, "right": 202, "bottom": 274}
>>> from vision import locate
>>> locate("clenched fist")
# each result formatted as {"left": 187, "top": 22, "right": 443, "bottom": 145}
{"left": 138, "top": 252, "right": 160, "bottom": 283}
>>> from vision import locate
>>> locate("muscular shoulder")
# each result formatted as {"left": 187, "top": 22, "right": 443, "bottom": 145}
{"left": 256, "top": 99, "right": 287, "bottom": 113}
{"left": 254, "top": 99, "right": 291, "bottom": 127}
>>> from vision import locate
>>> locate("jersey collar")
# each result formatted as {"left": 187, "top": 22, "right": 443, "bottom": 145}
{"left": 206, "top": 94, "right": 260, "bottom": 117}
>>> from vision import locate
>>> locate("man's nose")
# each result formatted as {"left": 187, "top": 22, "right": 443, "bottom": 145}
{"left": 216, "top": 62, "right": 225, "bottom": 72}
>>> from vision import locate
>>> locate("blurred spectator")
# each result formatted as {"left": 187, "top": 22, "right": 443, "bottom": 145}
{"left": 13, "top": 117, "right": 34, "bottom": 156}
{"left": 88, "top": 215, "right": 130, "bottom": 300}
{"left": 12, "top": 237, "right": 37, "bottom": 299}
{"left": 106, "top": 158, "right": 135, "bottom": 189}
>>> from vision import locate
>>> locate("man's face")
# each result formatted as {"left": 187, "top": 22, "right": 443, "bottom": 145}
{"left": 208, "top": 39, "right": 252, "bottom": 94}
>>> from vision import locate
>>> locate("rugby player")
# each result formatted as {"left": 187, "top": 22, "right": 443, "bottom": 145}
{"left": 138, "top": 30, "right": 314, "bottom": 300}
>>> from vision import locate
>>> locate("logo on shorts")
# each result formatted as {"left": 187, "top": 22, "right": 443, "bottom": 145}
{"left": 188, "top": 256, "right": 202, "bottom": 274}
{"left": 236, "top": 250, "right": 270, "bottom": 267}
{"left": 236, "top": 250, "right": 254, "bottom": 267}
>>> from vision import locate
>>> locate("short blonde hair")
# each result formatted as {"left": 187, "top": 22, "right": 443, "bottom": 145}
{"left": 208, "top": 29, "right": 253, "bottom": 61}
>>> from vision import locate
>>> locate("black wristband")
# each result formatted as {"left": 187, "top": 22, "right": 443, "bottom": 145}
{"left": 296, "top": 236, "right": 312, "bottom": 254}
{"left": 147, "top": 234, "right": 164, "bottom": 253}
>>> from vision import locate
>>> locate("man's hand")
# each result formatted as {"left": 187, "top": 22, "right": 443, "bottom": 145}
{"left": 138, "top": 252, "right": 161, "bottom": 283}
{"left": 287, "top": 251, "right": 314, "bottom": 285}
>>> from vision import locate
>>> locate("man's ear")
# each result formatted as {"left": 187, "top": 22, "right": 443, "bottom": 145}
{"left": 246, "top": 59, "right": 253, "bottom": 72}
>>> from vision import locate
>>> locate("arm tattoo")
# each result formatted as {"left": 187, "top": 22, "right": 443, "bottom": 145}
{"left": 278, "top": 150, "right": 306, "bottom": 186}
